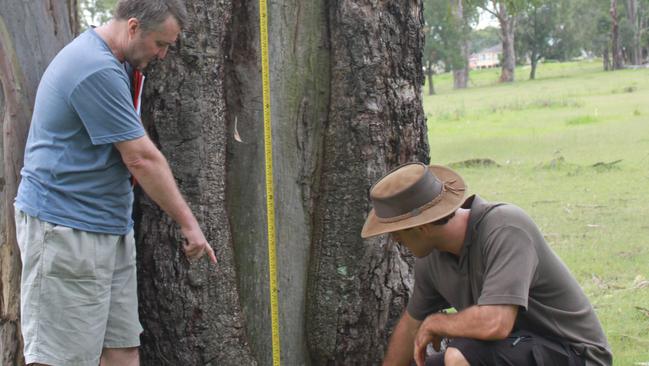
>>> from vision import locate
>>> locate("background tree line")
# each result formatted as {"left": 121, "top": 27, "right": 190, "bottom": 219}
{"left": 424, "top": 0, "right": 649, "bottom": 92}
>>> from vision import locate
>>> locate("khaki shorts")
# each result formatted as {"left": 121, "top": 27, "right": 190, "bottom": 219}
{"left": 15, "top": 208, "right": 142, "bottom": 366}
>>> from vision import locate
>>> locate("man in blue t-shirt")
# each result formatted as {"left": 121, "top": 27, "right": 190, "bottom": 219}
{"left": 14, "top": 1, "right": 215, "bottom": 365}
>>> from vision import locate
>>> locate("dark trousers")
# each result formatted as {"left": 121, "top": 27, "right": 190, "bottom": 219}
{"left": 425, "top": 330, "right": 585, "bottom": 366}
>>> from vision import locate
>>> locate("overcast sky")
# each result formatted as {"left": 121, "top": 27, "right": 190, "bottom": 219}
{"left": 475, "top": 10, "right": 499, "bottom": 29}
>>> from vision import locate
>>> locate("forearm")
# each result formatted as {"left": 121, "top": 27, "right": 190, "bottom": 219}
{"left": 383, "top": 312, "right": 421, "bottom": 366}
{"left": 422, "top": 305, "right": 514, "bottom": 341}
{"left": 127, "top": 149, "right": 197, "bottom": 230}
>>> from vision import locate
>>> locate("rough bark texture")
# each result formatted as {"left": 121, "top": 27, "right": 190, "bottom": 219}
{"left": 610, "top": 0, "right": 624, "bottom": 70}
{"left": 306, "top": 0, "right": 429, "bottom": 364}
{"left": 0, "top": 2, "right": 74, "bottom": 364}
{"left": 452, "top": 0, "right": 469, "bottom": 89}
{"left": 140, "top": 0, "right": 427, "bottom": 364}
{"left": 135, "top": 1, "right": 255, "bottom": 364}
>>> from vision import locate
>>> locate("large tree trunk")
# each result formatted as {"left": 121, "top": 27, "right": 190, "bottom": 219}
{"left": 610, "top": 0, "right": 624, "bottom": 70}
{"left": 452, "top": 0, "right": 469, "bottom": 89}
{"left": 0, "top": 1, "right": 75, "bottom": 365}
{"left": 306, "top": 0, "right": 428, "bottom": 363}
{"left": 137, "top": 0, "right": 428, "bottom": 365}
{"left": 135, "top": 1, "right": 256, "bottom": 364}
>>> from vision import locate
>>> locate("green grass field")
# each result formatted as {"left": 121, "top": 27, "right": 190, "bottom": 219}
{"left": 424, "top": 60, "right": 649, "bottom": 365}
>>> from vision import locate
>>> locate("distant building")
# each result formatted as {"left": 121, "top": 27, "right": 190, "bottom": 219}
{"left": 469, "top": 44, "right": 502, "bottom": 69}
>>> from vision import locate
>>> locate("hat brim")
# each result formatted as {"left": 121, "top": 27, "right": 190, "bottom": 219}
{"left": 361, "top": 165, "right": 466, "bottom": 238}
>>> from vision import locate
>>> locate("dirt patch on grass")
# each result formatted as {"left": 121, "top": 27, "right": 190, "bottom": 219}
{"left": 449, "top": 158, "right": 500, "bottom": 168}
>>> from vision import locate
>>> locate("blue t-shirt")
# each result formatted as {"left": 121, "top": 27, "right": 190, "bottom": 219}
{"left": 15, "top": 29, "right": 145, "bottom": 235}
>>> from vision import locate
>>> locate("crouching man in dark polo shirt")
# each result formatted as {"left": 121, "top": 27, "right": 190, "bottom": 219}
{"left": 362, "top": 163, "right": 612, "bottom": 366}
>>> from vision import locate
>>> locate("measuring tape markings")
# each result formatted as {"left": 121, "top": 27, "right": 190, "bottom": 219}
{"left": 259, "top": 0, "right": 281, "bottom": 365}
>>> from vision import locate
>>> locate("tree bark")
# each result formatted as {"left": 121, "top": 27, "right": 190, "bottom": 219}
{"left": 452, "top": 0, "right": 469, "bottom": 89}
{"left": 498, "top": 11, "right": 516, "bottom": 82}
{"left": 224, "top": 0, "right": 330, "bottom": 364}
{"left": 0, "top": 1, "right": 75, "bottom": 365}
{"left": 305, "top": 0, "right": 428, "bottom": 364}
{"left": 2, "top": 0, "right": 429, "bottom": 364}
{"left": 625, "top": 0, "right": 641, "bottom": 65}
{"left": 135, "top": 1, "right": 256, "bottom": 364}
{"left": 139, "top": 0, "right": 427, "bottom": 364}
{"left": 610, "top": 0, "right": 624, "bottom": 70}
{"left": 603, "top": 47, "right": 611, "bottom": 71}
{"left": 530, "top": 52, "right": 538, "bottom": 80}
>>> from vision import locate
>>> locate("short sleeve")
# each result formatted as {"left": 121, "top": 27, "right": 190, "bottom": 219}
{"left": 69, "top": 68, "right": 145, "bottom": 145}
{"left": 407, "top": 257, "right": 451, "bottom": 320}
{"left": 478, "top": 225, "right": 539, "bottom": 310}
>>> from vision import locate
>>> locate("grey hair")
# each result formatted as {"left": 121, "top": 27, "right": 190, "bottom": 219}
{"left": 114, "top": 0, "right": 188, "bottom": 31}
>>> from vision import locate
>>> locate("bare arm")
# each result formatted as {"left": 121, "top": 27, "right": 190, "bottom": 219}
{"left": 414, "top": 304, "right": 518, "bottom": 365}
{"left": 115, "top": 135, "right": 216, "bottom": 263}
{"left": 383, "top": 311, "right": 423, "bottom": 366}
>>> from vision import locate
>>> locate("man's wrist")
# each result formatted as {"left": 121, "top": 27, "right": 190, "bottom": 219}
{"left": 423, "top": 312, "right": 444, "bottom": 337}
{"left": 177, "top": 208, "right": 199, "bottom": 232}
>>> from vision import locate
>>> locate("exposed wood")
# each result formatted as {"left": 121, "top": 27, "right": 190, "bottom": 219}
{"left": 224, "top": 0, "right": 330, "bottom": 363}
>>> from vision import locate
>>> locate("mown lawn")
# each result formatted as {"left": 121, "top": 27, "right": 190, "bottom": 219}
{"left": 424, "top": 60, "right": 649, "bottom": 365}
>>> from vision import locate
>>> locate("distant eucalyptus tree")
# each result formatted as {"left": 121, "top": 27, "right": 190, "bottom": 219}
{"left": 516, "top": 0, "right": 560, "bottom": 79}
{"left": 450, "top": 0, "right": 473, "bottom": 88}
{"left": 424, "top": 0, "right": 475, "bottom": 91}
{"left": 623, "top": 0, "right": 645, "bottom": 65}
{"left": 470, "top": 0, "right": 525, "bottom": 82}
{"left": 611, "top": 0, "right": 625, "bottom": 69}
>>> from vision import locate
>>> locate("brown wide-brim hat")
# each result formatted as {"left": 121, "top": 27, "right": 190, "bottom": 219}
{"left": 361, "top": 163, "right": 466, "bottom": 238}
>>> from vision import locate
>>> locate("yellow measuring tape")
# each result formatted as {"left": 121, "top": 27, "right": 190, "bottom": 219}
{"left": 259, "top": 0, "right": 281, "bottom": 365}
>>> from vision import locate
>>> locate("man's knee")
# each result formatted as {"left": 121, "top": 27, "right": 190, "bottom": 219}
{"left": 100, "top": 346, "right": 139, "bottom": 366}
{"left": 444, "top": 347, "right": 470, "bottom": 366}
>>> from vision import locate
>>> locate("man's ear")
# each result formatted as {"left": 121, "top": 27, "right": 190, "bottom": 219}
{"left": 417, "top": 223, "right": 434, "bottom": 235}
{"left": 127, "top": 18, "right": 140, "bottom": 36}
